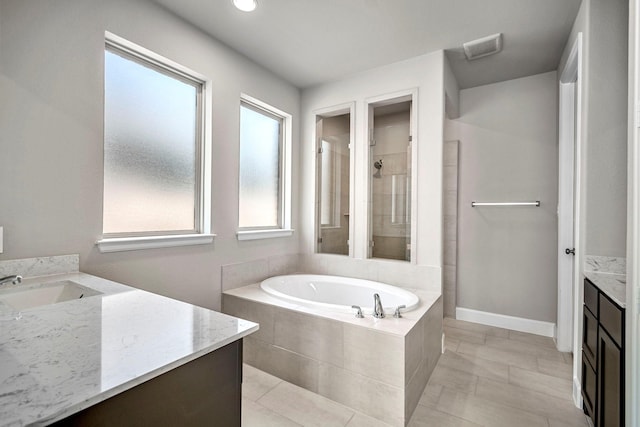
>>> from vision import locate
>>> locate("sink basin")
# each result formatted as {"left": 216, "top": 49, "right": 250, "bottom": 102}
{"left": 0, "top": 281, "right": 102, "bottom": 310}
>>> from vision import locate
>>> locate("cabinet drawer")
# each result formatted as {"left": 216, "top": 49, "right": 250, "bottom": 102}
{"left": 581, "top": 353, "right": 596, "bottom": 421}
{"left": 583, "top": 305, "right": 598, "bottom": 367}
{"left": 599, "top": 293, "right": 623, "bottom": 347}
{"left": 584, "top": 279, "right": 598, "bottom": 316}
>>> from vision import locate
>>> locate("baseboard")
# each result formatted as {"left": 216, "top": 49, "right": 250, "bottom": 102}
{"left": 573, "top": 376, "right": 583, "bottom": 409}
{"left": 455, "top": 307, "right": 556, "bottom": 337}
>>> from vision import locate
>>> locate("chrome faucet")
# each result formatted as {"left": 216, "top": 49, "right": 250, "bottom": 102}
{"left": 373, "top": 293, "right": 385, "bottom": 318}
{"left": 0, "top": 275, "right": 22, "bottom": 287}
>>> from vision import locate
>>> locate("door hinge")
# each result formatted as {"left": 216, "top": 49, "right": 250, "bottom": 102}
{"left": 317, "top": 237, "right": 323, "bottom": 244}
{"left": 318, "top": 147, "right": 323, "bottom": 154}
{"left": 409, "top": 135, "right": 413, "bottom": 142}
{"left": 369, "top": 240, "right": 375, "bottom": 248}
{"left": 369, "top": 129, "right": 376, "bottom": 146}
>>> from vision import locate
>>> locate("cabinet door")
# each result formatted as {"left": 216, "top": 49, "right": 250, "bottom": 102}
{"left": 597, "top": 327, "right": 623, "bottom": 427}
{"left": 581, "top": 353, "right": 596, "bottom": 421}
{"left": 583, "top": 305, "right": 598, "bottom": 367}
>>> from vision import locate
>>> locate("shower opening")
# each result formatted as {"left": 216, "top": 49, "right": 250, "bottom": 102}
{"left": 316, "top": 110, "right": 352, "bottom": 255}
{"left": 369, "top": 99, "right": 412, "bottom": 261}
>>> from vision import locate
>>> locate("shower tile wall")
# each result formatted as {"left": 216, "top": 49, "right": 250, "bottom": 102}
{"left": 371, "top": 111, "right": 411, "bottom": 261}
{"left": 443, "top": 140, "right": 459, "bottom": 318}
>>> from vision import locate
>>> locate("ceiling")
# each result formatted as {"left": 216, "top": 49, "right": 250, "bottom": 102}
{"left": 153, "top": 0, "right": 582, "bottom": 89}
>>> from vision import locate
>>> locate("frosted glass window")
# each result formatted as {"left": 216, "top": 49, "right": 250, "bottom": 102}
{"left": 103, "top": 47, "right": 201, "bottom": 235}
{"left": 239, "top": 102, "right": 283, "bottom": 228}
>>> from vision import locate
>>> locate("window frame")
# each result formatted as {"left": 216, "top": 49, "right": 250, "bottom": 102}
{"left": 97, "top": 32, "right": 214, "bottom": 253}
{"left": 236, "top": 94, "right": 293, "bottom": 241}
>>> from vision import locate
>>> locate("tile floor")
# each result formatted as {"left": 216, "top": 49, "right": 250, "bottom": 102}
{"left": 242, "top": 317, "right": 590, "bottom": 427}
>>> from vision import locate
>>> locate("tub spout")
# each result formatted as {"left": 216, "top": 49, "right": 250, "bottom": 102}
{"left": 373, "top": 293, "right": 385, "bottom": 318}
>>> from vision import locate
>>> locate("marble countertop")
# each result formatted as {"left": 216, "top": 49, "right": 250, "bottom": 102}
{"left": 584, "top": 271, "right": 626, "bottom": 308}
{"left": 0, "top": 273, "right": 258, "bottom": 426}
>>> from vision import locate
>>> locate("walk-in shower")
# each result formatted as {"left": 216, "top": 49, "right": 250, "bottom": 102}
{"left": 369, "top": 100, "right": 412, "bottom": 261}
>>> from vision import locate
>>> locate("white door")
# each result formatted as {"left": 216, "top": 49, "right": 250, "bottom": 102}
{"left": 557, "top": 81, "right": 576, "bottom": 352}
{"left": 557, "top": 34, "right": 583, "bottom": 357}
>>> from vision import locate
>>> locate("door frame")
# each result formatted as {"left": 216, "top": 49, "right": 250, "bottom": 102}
{"left": 363, "top": 88, "right": 418, "bottom": 262}
{"left": 313, "top": 102, "right": 356, "bottom": 257}
{"left": 626, "top": 1, "right": 639, "bottom": 425}
{"left": 557, "top": 32, "right": 584, "bottom": 406}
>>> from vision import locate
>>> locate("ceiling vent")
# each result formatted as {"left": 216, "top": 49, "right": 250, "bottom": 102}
{"left": 463, "top": 33, "right": 503, "bottom": 61}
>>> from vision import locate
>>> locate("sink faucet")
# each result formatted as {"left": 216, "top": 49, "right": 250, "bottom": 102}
{"left": 0, "top": 275, "right": 22, "bottom": 287}
{"left": 373, "top": 293, "right": 385, "bottom": 318}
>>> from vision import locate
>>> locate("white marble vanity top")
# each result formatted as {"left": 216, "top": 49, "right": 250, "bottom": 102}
{"left": 0, "top": 272, "right": 258, "bottom": 426}
{"left": 584, "top": 271, "right": 626, "bottom": 308}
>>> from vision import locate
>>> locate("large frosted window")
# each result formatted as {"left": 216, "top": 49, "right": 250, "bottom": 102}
{"left": 103, "top": 46, "right": 202, "bottom": 235}
{"left": 239, "top": 102, "right": 283, "bottom": 228}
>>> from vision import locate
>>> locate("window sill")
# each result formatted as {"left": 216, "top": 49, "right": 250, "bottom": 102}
{"left": 236, "top": 229, "right": 295, "bottom": 241}
{"left": 96, "top": 234, "right": 216, "bottom": 253}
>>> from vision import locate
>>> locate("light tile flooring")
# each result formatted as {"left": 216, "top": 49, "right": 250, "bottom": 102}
{"left": 242, "top": 318, "right": 590, "bottom": 427}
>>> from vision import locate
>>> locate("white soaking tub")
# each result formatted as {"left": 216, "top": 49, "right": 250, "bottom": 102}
{"left": 260, "top": 274, "right": 420, "bottom": 314}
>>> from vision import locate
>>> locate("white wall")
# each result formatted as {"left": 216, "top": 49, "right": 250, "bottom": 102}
{"left": 0, "top": 0, "right": 300, "bottom": 310}
{"left": 446, "top": 71, "right": 559, "bottom": 322}
{"left": 300, "top": 51, "right": 446, "bottom": 290}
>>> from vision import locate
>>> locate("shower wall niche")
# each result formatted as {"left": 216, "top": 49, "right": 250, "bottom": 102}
{"left": 370, "top": 101, "right": 412, "bottom": 261}
{"left": 316, "top": 112, "right": 351, "bottom": 255}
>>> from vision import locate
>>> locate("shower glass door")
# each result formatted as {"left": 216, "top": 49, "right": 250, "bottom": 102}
{"left": 370, "top": 101, "right": 412, "bottom": 261}
{"left": 316, "top": 113, "right": 351, "bottom": 255}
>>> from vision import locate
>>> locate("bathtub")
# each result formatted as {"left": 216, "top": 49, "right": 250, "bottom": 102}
{"left": 223, "top": 274, "right": 442, "bottom": 426}
{"left": 260, "top": 274, "right": 420, "bottom": 314}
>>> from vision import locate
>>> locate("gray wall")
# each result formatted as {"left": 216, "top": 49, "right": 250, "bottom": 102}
{"left": 0, "top": 0, "right": 300, "bottom": 310}
{"left": 559, "top": 0, "right": 628, "bottom": 258}
{"left": 584, "top": 0, "right": 628, "bottom": 257}
{"left": 446, "top": 71, "right": 559, "bottom": 322}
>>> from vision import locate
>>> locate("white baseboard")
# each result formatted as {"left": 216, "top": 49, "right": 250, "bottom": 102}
{"left": 573, "top": 377, "right": 583, "bottom": 409}
{"left": 455, "top": 307, "right": 556, "bottom": 338}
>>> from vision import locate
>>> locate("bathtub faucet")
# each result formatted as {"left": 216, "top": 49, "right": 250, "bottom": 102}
{"left": 0, "top": 275, "right": 22, "bottom": 287}
{"left": 373, "top": 293, "right": 385, "bottom": 318}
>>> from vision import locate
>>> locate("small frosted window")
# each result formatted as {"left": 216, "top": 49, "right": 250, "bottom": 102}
{"left": 103, "top": 48, "right": 200, "bottom": 235}
{"left": 239, "top": 103, "right": 282, "bottom": 228}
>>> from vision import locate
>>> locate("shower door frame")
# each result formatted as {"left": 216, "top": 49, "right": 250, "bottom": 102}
{"left": 364, "top": 89, "right": 418, "bottom": 263}
{"left": 313, "top": 102, "right": 356, "bottom": 257}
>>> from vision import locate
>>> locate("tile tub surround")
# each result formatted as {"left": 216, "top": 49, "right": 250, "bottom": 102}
{"left": 442, "top": 140, "right": 459, "bottom": 318}
{"left": 221, "top": 253, "right": 301, "bottom": 291}
{"left": 221, "top": 254, "right": 442, "bottom": 294}
{"left": 223, "top": 284, "right": 442, "bottom": 426}
{"left": 0, "top": 254, "right": 79, "bottom": 278}
{"left": 0, "top": 272, "right": 258, "bottom": 426}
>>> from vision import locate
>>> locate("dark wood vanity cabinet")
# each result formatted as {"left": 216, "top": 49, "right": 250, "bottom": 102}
{"left": 53, "top": 340, "right": 243, "bottom": 427}
{"left": 582, "top": 278, "right": 625, "bottom": 427}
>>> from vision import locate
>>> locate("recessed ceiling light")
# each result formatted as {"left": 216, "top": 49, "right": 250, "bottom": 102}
{"left": 233, "top": 0, "right": 257, "bottom": 12}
